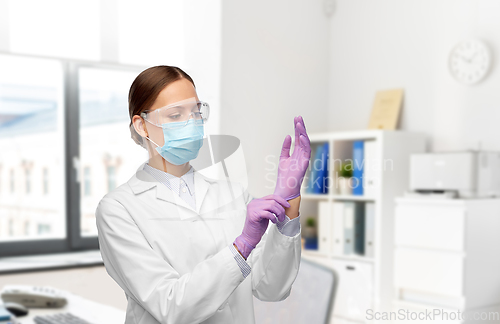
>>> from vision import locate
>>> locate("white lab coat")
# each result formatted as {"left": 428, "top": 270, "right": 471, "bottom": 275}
{"left": 95, "top": 162, "right": 302, "bottom": 324}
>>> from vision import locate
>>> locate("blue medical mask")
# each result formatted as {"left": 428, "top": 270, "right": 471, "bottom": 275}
{"left": 145, "top": 119, "right": 204, "bottom": 165}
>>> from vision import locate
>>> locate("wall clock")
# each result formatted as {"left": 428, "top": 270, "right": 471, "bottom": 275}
{"left": 449, "top": 39, "right": 492, "bottom": 85}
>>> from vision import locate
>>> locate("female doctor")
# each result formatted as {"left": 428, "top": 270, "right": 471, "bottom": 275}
{"left": 95, "top": 65, "right": 311, "bottom": 324}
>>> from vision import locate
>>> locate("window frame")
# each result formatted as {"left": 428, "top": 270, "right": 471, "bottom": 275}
{"left": 0, "top": 52, "right": 147, "bottom": 257}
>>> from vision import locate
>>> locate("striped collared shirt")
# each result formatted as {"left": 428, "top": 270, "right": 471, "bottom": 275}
{"left": 143, "top": 163, "right": 196, "bottom": 210}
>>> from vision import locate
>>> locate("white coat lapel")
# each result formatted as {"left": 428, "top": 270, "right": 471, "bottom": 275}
{"left": 155, "top": 183, "right": 195, "bottom": 216}
{"left": 193, "top": 170, "right": 215, "bottom": 215}
{"left": 128, "top": 166, "right": 157, "bottom": 194}
{"left": 128, "top": 163, "right": 215, "bottom": 219}
{"left": 129, "top": 164, "right": 195, "bottom": 219}
{"left": 153, "top": 168, "right": 216, "bottom": 216}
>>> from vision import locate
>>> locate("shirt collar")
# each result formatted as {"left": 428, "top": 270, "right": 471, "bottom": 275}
{"left": 143, "top": 163, "right": 195, "bottom": 197}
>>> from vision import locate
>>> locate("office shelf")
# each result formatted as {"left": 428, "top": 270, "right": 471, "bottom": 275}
{"left": 301, "top": 194, "right": 377, "bottom": 201}
{"left": 331, "top": 194, "right": 376, "bottom": 201}
{"left": 301, "top": 249, "right": 330, "bottom": 258}
{"left": 302, "top": 250, "right": 376, "bottom": 264}
{"left": 331, "top": 254, "right": 375, "bottom": 264}
{"left": 301, "top": 193, "right": 330, "bottom": 201}
{"left": 301, "top": 129, "right": 426, "bottom": 323}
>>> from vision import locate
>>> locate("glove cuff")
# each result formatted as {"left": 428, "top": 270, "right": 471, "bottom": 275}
{"left": 273, "top": 187, "right": 301, "bottom": 201}
{"left": 233, "top": 235, "right": 255, "bottom": 260}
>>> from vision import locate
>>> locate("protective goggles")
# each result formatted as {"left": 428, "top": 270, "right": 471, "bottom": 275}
{"left": 140, "top": 100, "right": 210, "bottom": 129}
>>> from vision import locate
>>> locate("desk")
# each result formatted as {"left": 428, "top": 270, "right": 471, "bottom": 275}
{"left": 4, "top": 293, "right": 125, "bottom": 324}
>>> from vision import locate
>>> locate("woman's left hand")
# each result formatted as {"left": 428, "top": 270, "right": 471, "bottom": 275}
{"left": 274, "top": 116, "right": 311, "bottom": 200}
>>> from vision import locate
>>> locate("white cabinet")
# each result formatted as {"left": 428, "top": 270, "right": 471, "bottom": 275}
{"left": 395, "top": 204, "right": 465, "bottom": 251}
{"left": 395, "top": 248, "right": 464, "bottom": 297}
{"left": 393, "top": 198, "right": 500, "bottom": 321}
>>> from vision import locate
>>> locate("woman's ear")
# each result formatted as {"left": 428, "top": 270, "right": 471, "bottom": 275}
{"left": 132, "top": 115, "right": 148, "bottom": 137}
{"left": 130, "top": 115, "right": 150, "bottom": 149}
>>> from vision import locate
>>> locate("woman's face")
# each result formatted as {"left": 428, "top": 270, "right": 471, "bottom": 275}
{"left": 139, "top": 78, "right": 199, "bottom": 149}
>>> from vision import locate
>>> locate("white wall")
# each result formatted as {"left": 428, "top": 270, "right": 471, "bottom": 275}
{"left": 184, "top": 0, "right": 222, "bottom": 137}
{"left": 220, "top": 0, "right": 331, "bottom": 198}
{"left": 328, "top": 0, "right": 500, "bottom": 152}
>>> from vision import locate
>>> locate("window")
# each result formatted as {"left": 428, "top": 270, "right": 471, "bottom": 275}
{"left": 0, "top": 54, "right": 66, "bottom": 246}
{"left": 83, "top": 167, "right": 91, "bottom": 197}
{"left": 25, "top": 168, "right": 31, "bottom": 194}
{"left": 37, "top": 224, "right": 51, "bottom": 235}
{"left": 10, "top": 169, "right": 14, "bottom": 193}
{"left": 43, "top": 167, "right": 49, "bottom": 195}
{"left": 107, "top": 166, "right": 116, "bottom": 192}
{"left": 8, "top": 219, "right": 14, "bottom": 236}
{"left": 0, "top": 54, "right": 146, "bottom": 255}
{"left": 9, "top": 0, "right": 100, "bottom": 61}
{"left": 78, "top": 67, "right": 146, "bottom": 237}
{"left": 24, "top": 221, "right": 30, "bottom": 235}
{"left": 116, "top": 0, "right": 184, "bottom": 66}
{"left": 8, "top": 0, "right": 185, "bottom": 66}
{"left": 0, "top": 0, "right": 193, "bottom": 256}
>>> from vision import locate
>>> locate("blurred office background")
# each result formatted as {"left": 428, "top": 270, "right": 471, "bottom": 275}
{"left": 1, "top": 0, "right": 500, "bottom": 323}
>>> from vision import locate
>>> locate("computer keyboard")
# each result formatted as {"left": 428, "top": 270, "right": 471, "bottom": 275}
{"left": 33, "top": 313, "right": 92, "bottom": 324}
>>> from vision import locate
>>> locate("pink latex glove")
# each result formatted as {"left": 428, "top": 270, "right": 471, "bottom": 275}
{"left": 274, "top": 116, "right": 312, "bottom": 200}
{"left": 233, "top": 194, "right": 291, "bottom": 259}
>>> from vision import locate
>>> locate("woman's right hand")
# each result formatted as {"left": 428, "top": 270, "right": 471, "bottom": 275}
{"left": 233, "top": 195, "right": 291, "bottom": 259}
